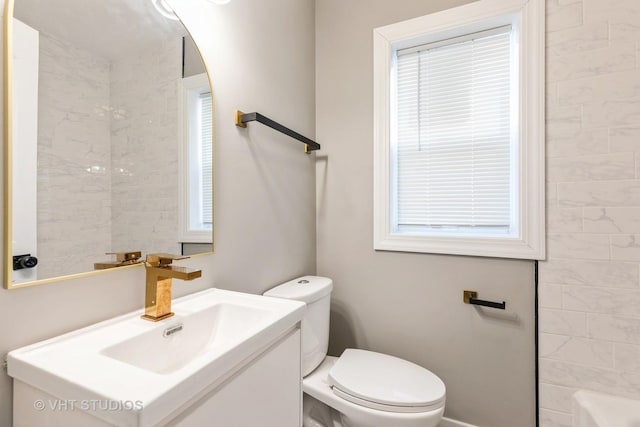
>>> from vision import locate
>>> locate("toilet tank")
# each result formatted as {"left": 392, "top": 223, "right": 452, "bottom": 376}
{"left": 264, "top": 276, "right": 333, "bottom": 376}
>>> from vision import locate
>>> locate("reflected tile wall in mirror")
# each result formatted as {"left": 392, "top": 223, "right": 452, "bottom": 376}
{"left": 37, "top": 31, "right": 112, "bottom": 279}
{"left": 110, "top": 37, "right": 183, "bottom": 257}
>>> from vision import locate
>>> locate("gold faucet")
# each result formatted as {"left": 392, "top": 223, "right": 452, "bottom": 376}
{"left": 94, "top": 251, "right": 142, "bottom": 270}
{"left": 141, "top": 254, "right": 202, "bottom": 322}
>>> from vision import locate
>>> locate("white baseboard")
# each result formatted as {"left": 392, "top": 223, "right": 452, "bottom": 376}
{"left": 439, "top": 417, "right": 478, "bottom": 427}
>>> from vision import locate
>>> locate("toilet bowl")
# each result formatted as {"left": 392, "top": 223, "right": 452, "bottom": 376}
{"left": 303, "top": 355, "right": 445, "bottom": 427}
{"left": 264, "top": 276, "right": 446, "bottom": 427}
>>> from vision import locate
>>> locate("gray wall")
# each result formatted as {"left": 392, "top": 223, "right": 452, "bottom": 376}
{"left": 0, "top": 0, "right": 316, "bottom": 426}
{"left": 315, "top": 1, "right": 536, "bottom": 426}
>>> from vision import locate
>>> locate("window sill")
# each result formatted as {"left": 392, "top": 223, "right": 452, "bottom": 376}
{"left": 374, "top": 232, "right": 545, "bottom": 260}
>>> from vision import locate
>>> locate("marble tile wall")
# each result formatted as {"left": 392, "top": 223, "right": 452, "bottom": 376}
{"left": 36, "top": 32, "right": 112, "bottom": 279}
{"left": 109, "top": 37, "right": 182, "bottom": 256}
{"left": 541, "top": 0, "right": 640, "bottom": 425}
{"left": 36, "top": 31, "right": 183, "bottom": 278}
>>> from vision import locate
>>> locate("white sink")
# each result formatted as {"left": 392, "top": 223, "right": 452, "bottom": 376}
{"left": 8, "top": 288, "right": 305, "bottom": 426}
{"left": 101, "top": 302, "right": 275, "bottom": 374}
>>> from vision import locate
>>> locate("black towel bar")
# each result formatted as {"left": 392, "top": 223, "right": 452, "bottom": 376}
{"left": 463, "top": 290, "right": 506, "bottom": 310}
{"left": 235, "top": 110, "right": 320, "bottom": 153}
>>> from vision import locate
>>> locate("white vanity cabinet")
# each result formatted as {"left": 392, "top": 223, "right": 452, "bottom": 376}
{"left": 9, "top": 289, "right": 306, "bottom": 427}
{"left": 13, "top": 328, "right": 302, "bottom": 427}
{"left": 168, "top": 328, "right": 302, "bottom": 427}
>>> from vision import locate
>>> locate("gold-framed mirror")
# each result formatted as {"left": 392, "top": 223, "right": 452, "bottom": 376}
{"left": 3, "top": 0, "right": 215, "bottom": 289}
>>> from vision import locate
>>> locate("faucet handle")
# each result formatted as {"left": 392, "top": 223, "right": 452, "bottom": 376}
{"left": 146, "top": 253, "right": 189, "bottom": 267}
{"left": 94, "top": 251, "right": 142, "bottom": 270}
{"left": 106, "top": 251, "right": 142, "bottom": 263}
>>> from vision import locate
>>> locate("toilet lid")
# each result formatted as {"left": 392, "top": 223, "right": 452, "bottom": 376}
{"left": 328, "top": 349, "right": 445, "bottom": 412}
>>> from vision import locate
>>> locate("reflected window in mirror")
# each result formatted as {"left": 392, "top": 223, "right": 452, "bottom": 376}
{"left": 180, "top": 73, "right": 214, "bottom": 245}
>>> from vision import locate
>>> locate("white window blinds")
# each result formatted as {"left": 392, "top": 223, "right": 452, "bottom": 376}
{"left": 394, "top": 27, "right": 515, "bottom": 235}
{"left": 199, "top": 92, "right": 213, "bottom": 226}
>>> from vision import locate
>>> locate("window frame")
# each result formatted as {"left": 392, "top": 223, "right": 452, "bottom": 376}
{"left": 178, "top": 72, "right": 214, "bottom": 244}
{"left": 373, "top": 0, "right": 545, "bottom": 260}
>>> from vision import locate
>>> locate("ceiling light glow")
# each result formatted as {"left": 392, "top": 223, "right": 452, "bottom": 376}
{"left": 150, "top": 0, "right": 178, "bottom": 20}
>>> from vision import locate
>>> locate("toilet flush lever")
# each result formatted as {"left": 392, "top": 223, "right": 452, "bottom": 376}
{"left": 463, "top": 290, "right": 506, "bottom": 310}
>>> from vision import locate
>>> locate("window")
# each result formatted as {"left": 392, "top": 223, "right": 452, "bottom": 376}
{"left": 179, "top": 73, "right": 213, "bottom": 243}
{"left": 373, "top": 0, "right": 544, "bottom": 259}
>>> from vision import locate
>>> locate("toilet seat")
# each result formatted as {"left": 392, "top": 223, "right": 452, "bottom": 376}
{"left": 331, "top": 387, "right": 444, "bottom": 413}
{"left": 328, "top": 349, "right": 446, "bottom": 414}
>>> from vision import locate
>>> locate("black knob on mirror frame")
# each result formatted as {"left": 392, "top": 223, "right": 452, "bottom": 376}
{"left": 13, "top": 254, "right": 38, "bottom": 271}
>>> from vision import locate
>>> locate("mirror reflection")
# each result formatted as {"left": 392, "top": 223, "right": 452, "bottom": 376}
{"left": 9, "top": 0, "right": 213, "bottom": 286}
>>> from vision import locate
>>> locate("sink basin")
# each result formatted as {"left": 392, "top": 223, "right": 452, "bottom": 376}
{"left": 102, "top": 303, "right": 273, "bottom": 374}
{"left": 8, "top": 288, "right": 305, "bottom": 426}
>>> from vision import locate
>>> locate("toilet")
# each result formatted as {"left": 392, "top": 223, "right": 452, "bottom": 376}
{"left": 264, "top": 276, "right": 446, "bottom": 427}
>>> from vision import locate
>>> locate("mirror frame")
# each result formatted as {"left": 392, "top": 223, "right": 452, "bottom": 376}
{"left": 3, "top": 0, "right": 216, "bottom": 289}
